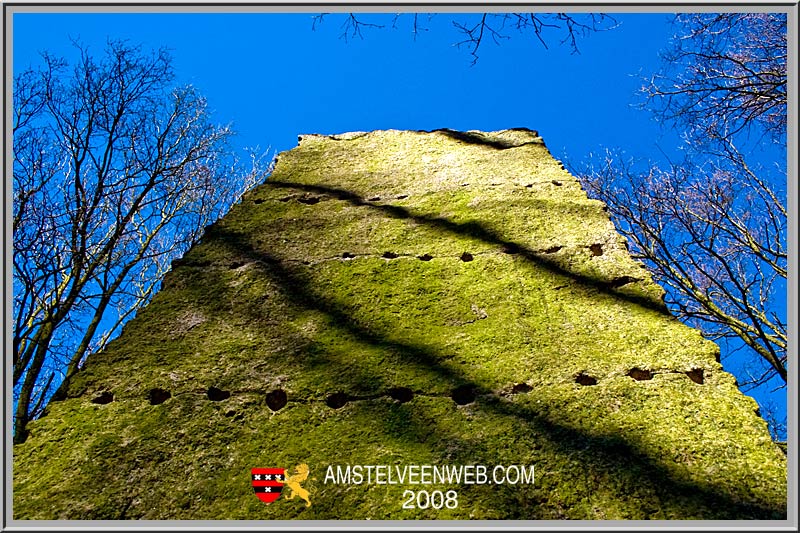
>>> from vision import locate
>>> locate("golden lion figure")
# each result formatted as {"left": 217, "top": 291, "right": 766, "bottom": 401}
{"left": 277, "top": 464, "right": 311, "bottom": 507}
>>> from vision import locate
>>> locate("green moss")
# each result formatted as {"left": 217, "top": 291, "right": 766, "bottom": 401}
{"left": 14, "top": 129, "right": 785, "bottom": 520}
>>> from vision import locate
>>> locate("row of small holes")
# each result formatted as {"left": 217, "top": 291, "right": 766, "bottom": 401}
{"left": 93, "top": 369, "right": 704, "bottom": 411}
{"left": 576, "top": 368, "right": 705, "bottom": 386}
{"left": 345, "top": 247, "right": 562, "bottom": 263}
{"left": 92, "top": 386, "right": 283, "bottom": 410}
{"left": 326, "top": 385, "right": 475, "bottom": 409}
{"left": 259, "top": 182, "right": 566, "bottom": 207}
{"left": 262, "top": 180, "right": 563, "bottom": 205}
{"left": 93, "top": 386, "right": 420, "bottom": 410}
{"left": 94, "top": 372, "right": 704, "bottom": 408}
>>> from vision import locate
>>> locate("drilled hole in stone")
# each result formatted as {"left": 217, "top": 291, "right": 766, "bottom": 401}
{"left": 388, "top": 387, "right": 414, "bottom": 404}
{"left": 91, "top": 391, "right": 114, "bottom": 404}
{"left": 610, "top": 276, "right": 639, "bottom": 288}
{"left": 525, "top": 184, "right": 533, "bottom": 188}
{"left": 686, "top": 368, "right": 704, "bottom": 384}
{"left": 544, "top": 246, "right": 563, "bottom": 254}
{"left": 342, "top": 252, "right": 355, "bottom": 259}
{"left": 326, "top": 392, "right": 349, "bottom": 409}
{"left": 207, "top": 386, "right": 231, "bottom": 401}
{"left": 552, "top": 180, "right": 563, "bottom": 186}
{"left": 589, "top": 244, "right": 604, "bottom": 256}
{"left": 253, "top": 198, "right": 265, "bottom": 204}
{"left": 382, "top": 251, "right": 398, "bottom": 259}
{"left": 396, "top": 194, "right": 408, "bottom": 200}
{"left": 266, "top": 389, "right": 288, "bottom": 411}
{"left": 502, "top": 243, "right": 520, "bottom": 255}
{"left": 511, "top": 383, "right": 532, "bottom": 394}
{"left": 451, "top": 385, "right": 476, "bottom": 405}
{"left": 628, "top": 368, "right": 653, "bottom": 381}
{"left": 148, "top": 388, "right": 171, "bottom": 405}
{"left": 367, "top": 196, "right": 381, "bottom": 201}
{"left": 297, "top": 196, "right": 320, "bottom": 205}
{"left": 418, "top": 254, "right": 433, "bottom": 261}
{"left": 460, "top": 252, "right": 474, "bottom": 262}
{"left": 229, "top": 260, "right": 245, "bottom": 269}
{"left": 575, "top": 373, "right": 597, "bottom": 386}
{"left": 460, "top": 183, "right": 469, "bottom": 187}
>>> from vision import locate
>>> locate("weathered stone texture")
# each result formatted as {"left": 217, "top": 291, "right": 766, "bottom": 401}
{"left": 13, "top": 129, "right": 786, "bottom": 520}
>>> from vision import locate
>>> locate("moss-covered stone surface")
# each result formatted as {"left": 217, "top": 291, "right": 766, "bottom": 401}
{"left": 13, "top": 129, "right": 786, "bottom": 520}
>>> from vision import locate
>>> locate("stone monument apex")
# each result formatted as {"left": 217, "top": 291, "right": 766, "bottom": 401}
{"left": 13, "top": 129, "right": 786, "bottom": 520}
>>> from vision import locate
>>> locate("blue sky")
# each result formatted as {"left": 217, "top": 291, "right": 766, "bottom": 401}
{"left": 11, "top": 11, "right": 786, "bottom": 432}
{"left": 13, "top": 12, "right": 680, "bottom": 160}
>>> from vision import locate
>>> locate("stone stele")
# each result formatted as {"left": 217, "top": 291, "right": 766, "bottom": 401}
{"left": 13, "top": 128, "right": 786, "bottom": 520}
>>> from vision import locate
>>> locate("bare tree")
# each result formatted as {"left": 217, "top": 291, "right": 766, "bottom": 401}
{"left": 643, "top": 13, "right": 786, "bottom": 144}
{"left": 312, "top": 13, "right": 619, "bottom": 63}
{"left": 579, "top": 143, "right": 786, "bottom": 386}
{"left": 12, "top": 40, "right": 270, "bottom": 444}
{"left": 574, "top": 14, "right": 787, "bottom": 409}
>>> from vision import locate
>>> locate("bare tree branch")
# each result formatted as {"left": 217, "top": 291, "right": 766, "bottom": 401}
{"left": 577, "top": 145, "right": 786, "bottom": 389}
{"left": 310, "top": 13, "right": 619, "bottom": 63}
{"left": 12, "top": 40, "right": 271, "bottom": 443}
{"left": 573, "top": 16, "right": 787, "bottom": 424}
{"left": 643, "top": 13, "right": 786, "bottom": 145}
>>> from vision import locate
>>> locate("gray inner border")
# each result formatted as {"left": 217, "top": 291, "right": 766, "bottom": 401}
{"left": 3, "top": 1, "right": 797, "bottom": 531}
